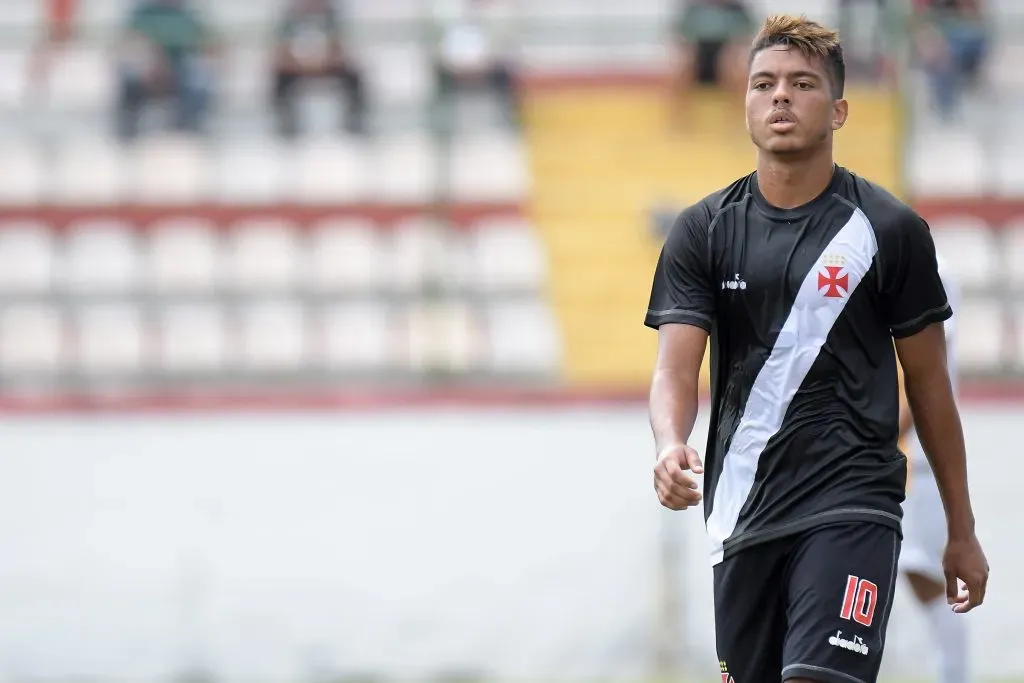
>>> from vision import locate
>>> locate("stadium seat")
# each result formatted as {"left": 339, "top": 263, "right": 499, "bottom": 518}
{"left": 449, "top": 134, "right": 530, "bottom": 202}
{"left": 362, "top": 43, "right": 433, "bottom": 109}
{"left": 319, "top": 302, "right": 393, "bottom": 371}
{"left": 348, "top": 0, "right": 421, "bottom": 21}
{"left": 306, "top": 217, "right": 386, "bottom": 294}
{"left": 483, "top": 300, "right": 562, "bottom": 375}
{"left": 131, "top": 135, "right": 211, "bottom": 203}
{"left": 905, "top": 130, "right": 985, "bottom": 197}
{"left": 148, "top": 218, "right": 222, "bottom": 294}
{"left": 986, "top": 42, "right": 1024, "bottom": 91}
{"left": 46, "top": 44, "right": 114, "bottom": 111}
{"left": 79, "top": 0, "right": 126, "bottom": 32}
{"left": 470, "top": 217, "right": 548, "bottom": 293}
{"left": 994, "top": 140, "right": 1024, "bottom": 197}
{"left": 0, "top": 142, "right": 47, "bottom": 205}
{"left": 0, "top": 221, "right": 57, "bottom": 294}
{"left": 225, "top": 218, "right": 302, "bottom": 293}
{"left": 1014, "top": 302, "right": 1024, "bottom": 371}
{"left": 0, "top": 0, "right": 41, "bottom": 31}
{"left": 289, "top": 137, "right": 370, "bottom": 203}
{"left": 929, "top": 217, "right": 1000, "bottom": 290}
{"left": 219, "top": 46, "right": 270, "bottom": 111}
{"left": 0, "top": 48, "right": 29, "bottom": 109}
{"left": 388, "top": 216, "right": 454, "bottom": 293}
{"left": 52, "top": 141, "right": 126, "bottom": 204}
{"left": 401, "top": 300, "right": 482, "bottom": 373}
{"left": 953, "top": 298, "right": 1005, "bottom": 371}
{"left": 750, "top": 0, "right": 835, "bottom": 22}
{"left": 0, "top": 304, "right": 64, "bottom": 374}
{"left": 372, "top": 133, "right": 438, "bottom": 203}
{"left": 63, "top": 219, "right": 142, "bottom": 295}
{"left": 214, "top": 142, "right": 287, "bottom": 203}
{"left": 74, "top": 303, "right": 146, "bottom": 375}
{"left": 1001, "top": 219, "right": 1024, "bottom": 288}
{"left": 157, "top": 303, "right": 228, "bottom": 374}
{"left": 207, "top": 0, "right": 274, "bottom": 34}
{"left": 236, "top": 299, "right": 308, "bottom": 373}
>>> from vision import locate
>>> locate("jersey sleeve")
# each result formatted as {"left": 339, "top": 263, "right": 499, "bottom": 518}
{"left": 877, "top": 210, "right": 952, "bottom": 339}
{"left": 644, "top": 206, "right": 715, "bottom": 332}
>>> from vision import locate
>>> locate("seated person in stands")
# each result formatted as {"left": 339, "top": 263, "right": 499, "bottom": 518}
{"left": 272, "top": 0, "right": 366, "bottom": 138}
{"left": 668, "top": 0, "right": 754, "bottom": 128}
{"left": 28, "top": 0, "right": 76, "bottom": 91}
{"left": 115, "top": 0, "right": 219, "bottom": 141}
{"left": 432, "top": 0, "right": 519, "bottom": 131}
{"left": 836, "top": 0, "right": 892, "bottom": 81}
{"left": 912, "top": 0, "right": 990, "bottom": 121}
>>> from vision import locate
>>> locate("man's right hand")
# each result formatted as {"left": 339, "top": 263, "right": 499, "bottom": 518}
{"left": 653, "top": 444, "right": 704, "bottom": 510}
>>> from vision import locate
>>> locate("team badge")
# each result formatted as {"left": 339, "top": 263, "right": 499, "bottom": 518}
{"left": 818, "top": 253, "right": 849, "bottom": 299}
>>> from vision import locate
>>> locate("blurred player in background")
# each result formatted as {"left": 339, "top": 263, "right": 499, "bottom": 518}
{"left": 645, "top": 14, "right": 988, "bottom": 683}
{"left": 899, "top": 255, "right": 970, "bottom": 683}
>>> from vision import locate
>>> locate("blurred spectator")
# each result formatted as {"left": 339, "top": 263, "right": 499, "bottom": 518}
{"left": 836, "top": 0, "right": 890, "bottom": 81}
{"left": 912, "top": 0, "right": 990, "bottom": 120}
{"left": 432, "top": 0, "right": 520, "bottom": 132}
{"left": 272, "top": 0, "right": 366, "bottom": 138}
{"left": 28, "top": 0, "right": 77, "bottom": 95}
{"left": 116, "top": 0, "right": 219, "bottom": 141}
{"left": 668, "top": 0, "right": 754, "bottom": 127}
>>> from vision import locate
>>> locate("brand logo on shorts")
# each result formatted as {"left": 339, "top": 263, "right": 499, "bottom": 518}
{"left": 828, "top": 629, "right": 869, "bottom": 656}
{"left": 719, "top": 660, "right": 736, "bottom": 683}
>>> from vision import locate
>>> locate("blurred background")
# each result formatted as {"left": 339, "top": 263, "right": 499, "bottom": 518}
{"left": 0, "top": 0, "right": 1020, "bottom": 682}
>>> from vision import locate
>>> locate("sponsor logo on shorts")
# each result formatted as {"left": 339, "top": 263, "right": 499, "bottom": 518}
{"left": 719, "top": 660, "right": 736, "bottom": 683}
{"left": 828, "top": 629, "right": 869, "bottom": 656}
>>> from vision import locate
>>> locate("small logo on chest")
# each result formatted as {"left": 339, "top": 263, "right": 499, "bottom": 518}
{"left": 817, "top": 253, "right": 849, "bottom": 299}
{"left": 721, "top": 273, "right": 747, "bottom": 291}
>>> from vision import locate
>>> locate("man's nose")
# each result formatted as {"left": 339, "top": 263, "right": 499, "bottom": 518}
{"left": 772, "top": 85, "right": 791, "bottom": 106}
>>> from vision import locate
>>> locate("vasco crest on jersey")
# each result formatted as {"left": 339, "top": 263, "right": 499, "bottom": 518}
{"left": 817, "top": 253, "right": 850, "bottom": 299}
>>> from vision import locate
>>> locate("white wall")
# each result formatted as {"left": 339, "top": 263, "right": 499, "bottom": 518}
{"left": 0, "top": 404, "right": 1018, "bottom": 682}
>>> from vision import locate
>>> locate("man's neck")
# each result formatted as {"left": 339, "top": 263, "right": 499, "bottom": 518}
{"left": 756, "top": 151, "right": 836, "bottom": 210}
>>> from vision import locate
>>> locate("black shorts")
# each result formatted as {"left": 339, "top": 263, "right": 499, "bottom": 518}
{"left": 714, "top": 522, "right": 901, "bottom": 683}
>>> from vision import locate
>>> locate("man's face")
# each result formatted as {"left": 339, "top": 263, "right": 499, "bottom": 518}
{"left": 745, "top": 46, "right": 847, "bottom": 157}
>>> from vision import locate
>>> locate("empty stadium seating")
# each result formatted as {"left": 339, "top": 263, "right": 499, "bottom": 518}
{"left": 0, "top": 214, "right": 561, "bottom": 392}
{"left": 0, "top": 0, "right": 1020, "bottom": 400}
{"left": 0, "top": 133, "right": 531, "bottom": 207}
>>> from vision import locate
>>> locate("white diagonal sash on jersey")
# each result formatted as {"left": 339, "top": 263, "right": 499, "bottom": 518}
{"left": 706, "top": 207, "right": 878, "bottom": 565}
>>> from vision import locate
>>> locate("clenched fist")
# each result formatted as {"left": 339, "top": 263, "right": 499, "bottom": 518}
{"left": 653, "top": 443, "right": 704, "bottom": 510}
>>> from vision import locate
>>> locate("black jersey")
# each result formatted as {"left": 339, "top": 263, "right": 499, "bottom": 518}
{"left": 645, "top": 165, "right": 951, "bottom": 565}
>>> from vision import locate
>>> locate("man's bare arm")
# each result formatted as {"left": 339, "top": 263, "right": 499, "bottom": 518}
{"left": 896, "top": 364, "right": 914, "bottom": 441}
{"left": 649, "top": 323, "right": 709, "bottom": 456}
{"left": 894, "top": 323, "right": 973, "bottom": 536}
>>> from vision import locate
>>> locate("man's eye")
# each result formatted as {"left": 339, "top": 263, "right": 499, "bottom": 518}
{"left": 796, "top": 82, "right": 813, "bottom": 89}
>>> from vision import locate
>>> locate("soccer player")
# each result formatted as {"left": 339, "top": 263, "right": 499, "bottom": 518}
{"left": 899, "top": 255, "right": 970, "bottom": 683}
{"left": 644, "top": 14, "right": 989, "bottom": 683}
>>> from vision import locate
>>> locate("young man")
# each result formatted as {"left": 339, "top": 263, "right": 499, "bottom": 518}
{"left": 644, "top": 15, "right": 988, "bottom": 683}
{"left": 899, "top": 255, "right": 970, "bottom": 683}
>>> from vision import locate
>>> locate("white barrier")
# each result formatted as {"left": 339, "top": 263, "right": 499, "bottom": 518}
{"left": 0, "top": 404, "right": 1018, "bottom": 682}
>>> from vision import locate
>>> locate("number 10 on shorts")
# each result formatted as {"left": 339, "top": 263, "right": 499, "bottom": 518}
{"left": 840, "top": 575, "right": 878, "bottom": 627}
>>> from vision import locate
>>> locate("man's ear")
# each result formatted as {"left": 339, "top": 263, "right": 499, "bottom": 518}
{"left": 832, "top": 98, "right": 849, "bottom": 131}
